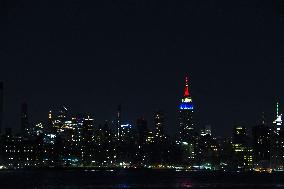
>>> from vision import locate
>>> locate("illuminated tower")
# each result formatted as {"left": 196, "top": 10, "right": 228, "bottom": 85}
{"left": 273, "top": 102, "right": 283, "bottom": 131}
{"left": 271, "top": 102, "right": 284, "bottom": 170}
{"left": 0, "top": 81, "right": 3, "bottom": 133}
{"left": 116, "top": 105, "right": 122, "bottom": 141}
{"left": 177, "top": 76, "right": 195, "bottom": 143}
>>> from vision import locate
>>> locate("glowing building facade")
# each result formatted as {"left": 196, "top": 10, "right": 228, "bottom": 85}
{"left": 177, "top": 76, "right": 196, "bottom": 165}
{"left": 178, "top": 77, "right": 195, "bottom": 143}
{"left": 273, "top": 102, "right": 283, "bottom": 131}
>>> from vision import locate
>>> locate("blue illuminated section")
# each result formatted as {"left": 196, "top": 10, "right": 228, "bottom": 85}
{"left": 179, "top": 102, "right": 194, "bottom": 110}
{"left": 121, "top": 124, "right": 132, "bottom": 128}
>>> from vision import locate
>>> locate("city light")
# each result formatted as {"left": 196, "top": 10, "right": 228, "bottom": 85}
{"left": 0, "top": 78, "right": 282, "bottom": 173}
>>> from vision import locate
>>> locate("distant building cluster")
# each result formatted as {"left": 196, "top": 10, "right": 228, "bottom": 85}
{"left": 0, "top": 79, "right": 283, "bottom": 172}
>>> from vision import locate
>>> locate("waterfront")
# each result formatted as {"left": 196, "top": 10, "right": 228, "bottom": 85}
{"left": 0, "top": 169, "right": 284, "bottom": 188}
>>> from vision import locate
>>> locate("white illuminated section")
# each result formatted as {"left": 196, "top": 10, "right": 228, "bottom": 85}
{"left": 274, "top": 114, "right": 283, "bottom": 126}
{"left": 47, "top": 134, "right": 56, "bottom": 139}
{"left": 182, "top": 97, "right": 192, "bottom": 103}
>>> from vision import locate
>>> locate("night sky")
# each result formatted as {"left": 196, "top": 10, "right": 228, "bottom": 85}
{"left": 0, "top": 0, "right": 283, "bottom": 136}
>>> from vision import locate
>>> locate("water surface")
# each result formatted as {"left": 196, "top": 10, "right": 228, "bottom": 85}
{"left": 0, "top": 169, "right": 283, "bottom": 188}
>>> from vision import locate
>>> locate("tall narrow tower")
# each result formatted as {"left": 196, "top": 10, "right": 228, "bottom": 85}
{"left": 273, "top": 102, "right": 282, "bottom": 130}
{"left": 0, "top": 82, "right": 3, "bottom": 133}
{"left": 271, "top": 102, "right": 284, "bottom": 169}
{"left": 178, "top": 76, "right": 195, "bottom": 143}
{"left": 116, "top": 105, "right": 122, "bottom": 141}
{"left": 21, "top": 102, "right": 29, "bottom": 136}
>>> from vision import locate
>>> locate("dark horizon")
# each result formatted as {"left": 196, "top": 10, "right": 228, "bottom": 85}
{"left": 0, "top": 0, "right": 283, "bottom": 137}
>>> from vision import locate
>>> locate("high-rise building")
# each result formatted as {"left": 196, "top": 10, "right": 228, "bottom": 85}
{"left": 154, "top": 111, "right": 165, "bottom": 142}
{"left": 232, "top": 126, "right": 253, "bottom": 171}
{"left": 201, "top": 125, "right": 212, "bottom": 136}
{"left": 252, "top": 117, "right": 271, "bottom": 168}
{"left": 177, "top": 76, "right": 195, "bottom": 143}
{"left": 0, "top": 81, "right": 3, "bottom": 133}
{"left": 21, "top": 102, "right": 29, "bottom": 136}
{"left": 46, "top": 110, "right": 55, "bottom": 133}
{"left": 136, "top": 117, "right": 148, "bottom": 144}
{"left": 177, "top": 76, "right": 197, "bottom": 165}
{"left": 271, "top": 102, "right": 284, "bottom": 170}
{"left": 120, "top": 124, "right": 133, "bottom": 142}
{"left": 82, "top": 116, "right": 94, "bottom": 144}
{"left": 146, "top": 131, "right": 155, "bottom": 144}
{"left": 58, "top": 106, "right": 68, "bottom": 122}
{"left": 233, "top": 126, "right": 247, "bottom": 144}
{"left": 81, "top": 116, "right": 95, "bottom": 164}
{"left": 273, "top": 102, "right": 283, "bottom": 132}
{"left": 116, "top": 105, "right": 122, "bottom": 141}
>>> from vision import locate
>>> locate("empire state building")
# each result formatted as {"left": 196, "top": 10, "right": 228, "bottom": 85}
{"left": 177, "top": 76, "right": 195, "bottom": 143}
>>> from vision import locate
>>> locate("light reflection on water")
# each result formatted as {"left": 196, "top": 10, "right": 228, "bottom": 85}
{"left": 116, "top": 183, "right": 130, "bottom": 188}
{"left": 179, "top": 181, "right": 193, "bottom": 188}
{"left": 0, "top": 170, "right": 283, "bottom": 189}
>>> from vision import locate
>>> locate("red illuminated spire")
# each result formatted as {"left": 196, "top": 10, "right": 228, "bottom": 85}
{"left": 184, "top": 76, "right": 190, "bottom": 97}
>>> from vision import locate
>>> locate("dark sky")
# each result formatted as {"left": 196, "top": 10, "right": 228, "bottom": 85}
{"left": 0, "top": 0, "right": 283, "bottom": 136}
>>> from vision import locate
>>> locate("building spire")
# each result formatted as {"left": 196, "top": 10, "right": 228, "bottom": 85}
{"left": 184, "top": 76, "right": 190, "bottom": 97}
{"left": 276, "top": 102, "right": 279, "bottom": 117}
{"left": 261, "top": 112, "right": 266, "bottom": 125}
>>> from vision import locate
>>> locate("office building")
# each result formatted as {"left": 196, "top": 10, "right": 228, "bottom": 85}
{"left": 252, "top": 117, "right": 271, "bottom": 168}
{"left": 154, "top": 111, "right": 165, "bottom": 142}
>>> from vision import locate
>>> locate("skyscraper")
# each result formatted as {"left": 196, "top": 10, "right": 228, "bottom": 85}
{"left": 154, "top": 110, "right": 165, "bottom": 142}
{"left": 120, "top": 124, "right": 133, "bottom": 142}
{"left": 47, "top": 110, "right": 54, "bottom": 133}
{"left": 0, "top": 81, "right": 3, "bottom": 133}
{"left": 21, "top": 102, "right": 29, "bottom": 136}
{"left": 116, "top": 105, "right": 122, "bottom": 141}
{"left": 273, "top": 102, "right": 283, "bottom": 131}
{"left": 232, "top": 126, "right": 253, "bottom": 171}
{"left": 137, "top": 117, "right": 148, "bottom": 144}
{"left": 81, "top": 116, "right": 95, "bottom": 164}
{"left": 177, "top": 77, "right": 196, "bottom": 165}
{"left": 233, "top": 126, "right": 247, "bottom": 144}
{"left": 177, "top": 76, "right": 195, "bottom": 143}
{"left": 82, "top": 116, "right": 94, "bottom": 144}
{"left": 271, "top": 102, "right": 284, "bottom": 170}
{"left": 252, "top": 117, "right": 271, "bottom": 168}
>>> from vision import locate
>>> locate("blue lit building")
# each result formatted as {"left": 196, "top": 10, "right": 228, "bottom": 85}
{"left": 120, "top": 124, "right": 132, "bottom": 142}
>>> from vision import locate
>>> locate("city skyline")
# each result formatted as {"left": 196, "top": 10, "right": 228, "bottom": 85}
{"left": 0, "top": 76, "right": 282, "bottom": 172}
{"left": 1, "top": 76, "right": 282, "bottom": 137}
{"left": 1, "top": 0, "right": 283, "bottom": 137}
{"left": 0, "top": 77, "right": 282, "bottom": 139}
{"left": 1, "top": 1, "right": 284, "bottom": 188}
